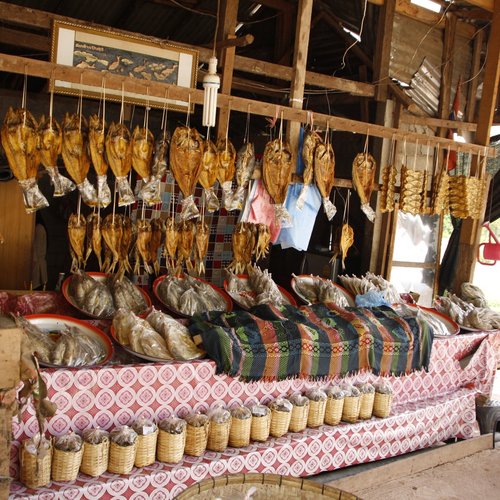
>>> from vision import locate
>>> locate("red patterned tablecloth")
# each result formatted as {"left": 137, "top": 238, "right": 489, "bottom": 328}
{"left": 9, "top": 331, "right": 500, "bottom": 499}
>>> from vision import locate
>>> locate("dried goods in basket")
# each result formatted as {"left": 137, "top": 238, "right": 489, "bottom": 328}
{"left": 324, "top": 386, "right": 346, "bottom": 426}
{"left": 228, "top": 406, "right": 252, "bottom": 448}
{"left": 80, "top": 429, "right": 109, "bottom": 477}
{"left": 52, "top": 432, "right": 84, "bottom": 482}
{"left": 250, "top": 404, "right": 271, "bottom": 443}
{"left": 287, "top": 393, "right": 310, "bottom": 433}
{"left": 107, "top": 426, "right": 138, "bottom": 475}
{"left": 184, "top": 413, "right": 210, "bottom": 457}
{"left": 305, "top": 388, "right": 327, "bottom": 427}
{"left": 19, "top": 434, "right": 52, "bottom": 489}
{"left": 206, "top": 406, "right": 231, "bottom": 452}
{"left": 157, "top": 417, "right": 186, "bottom": 464}
{"left": 268, "top": 398, "right": 292, "bottom": 438}
{"left": 356, "top": 382, "right": 375, "bottom": 420}
{"left": 132, "top": 417, "right": 158, "bottom": 468}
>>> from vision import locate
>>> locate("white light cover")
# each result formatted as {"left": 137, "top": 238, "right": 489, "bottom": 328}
{"left": 202, "top": 56, "right": 220, "bottom": 128}
{"left": 411, "top": 0, "right": 442, "bottom": 13}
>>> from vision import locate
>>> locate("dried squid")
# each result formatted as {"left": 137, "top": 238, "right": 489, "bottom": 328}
{"left": 314, "top": 140, "right": 337, "bottom": 220}
{"left": 297, "top": 128, "right": 321, "bottom": 209}
{"left": 194, "top": 219, "right": 209, "bottom": 276}
{"left": 232, "top": 142, "right": 255, "bottom": 210}
{"left": 134, "top": 219, "right": 153, "bottom": 275}
{"left": 139, "top": 134, "right": 169, "bottom": 205}
{"left": 199, "top": 138, "right": 220, "bottom": 212}
{"left": 38, "top": 115, "right": 75, "bottom": 197}
{"left": 61, "top": 113, "right": 98, "bottom": 206}
{"left": 170, "top": 126, "right": 203, "bottom": 220}
{"left": 1, "top": 107, "right": 48, "bottom": 212}
{"left": 352, "top": 152, "right": 376, "bottom": 222}
{"left": 149, "top": 218, "right": 165, "bottom": 275}
{"left": 88, "top": 114, "right": 111, "bottom": 207}
{"left": 262, "top": 138, "right": 293, "bottom": 223}
{"left": 217, "top": 137, "right": 237, "bottom": 211}
{"left": 340, "top": 223, "right": 354, "bottom": 270}
{"left": 165, "top": 217, "right": 180, "bottom": 272}
{"left": 68, "top": 213, "right": 88, "bottom": 272}
{"left": 105, "top": 122, "right": 135, "bottom": 206}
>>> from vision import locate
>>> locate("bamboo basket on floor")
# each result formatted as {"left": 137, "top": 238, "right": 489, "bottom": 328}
{"left": 80, "top": 439, "right": 109, "bottom": 477}
{"left": 342, "top": 395, "right": 361, "bottom": 423}
{"left": 108, "top": 441, "right": 137, "bottom": 474}
{"left": 373, "top": 392, "right": 393, "bottom": 418}
{"left": 268, "top": 399, "right": 293, "bottom": 438}
{"left": 250, "top": 405, "right": 271, "bottom": 442}
{"left": 185, "top": 414, "right": 210, "bottom": 457}
{"left": 324, "top": 396, "right": 344, "bottom": 426}
{"left": 19, "top": 437, "right": 52, "bottom": 489}
{"left": 358, "top": 392, "right": 375, "bottom": 420}
{"left": 288, "top": 395, "right": 309, "bottom": 433}
{"left": 157, "top": 418, "right": 186, "bottom": 464}
{"left": 134, "top": 429, "right": 158, "bottom": 467}
{"left": 229, "top": 406, "right": 252, "bottom": 448}
{"left": 52, "top": 447, "right": 84, "bottom": 482}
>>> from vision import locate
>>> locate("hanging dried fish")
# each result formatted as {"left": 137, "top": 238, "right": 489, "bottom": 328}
{"left": 178, "top": 220, "right": 195, "bottom": 272}
{"left": 149, "top": 218, "right": 165, "bottom": 275}
{"left": 314, "top": 140, "right": 337, "bottom": 220}
{"left": 87, "top": 213, "right": 103, "bottom": 271}
{"left": 88, "top": 114, "right": 111, "bottom": 207}
{"left": 340, "top": 223, "right": 354, "bottom": 270}
{"left": 232, "top": 142, "right": 255, "bottom": 210}
{"left": 297, "top": 128, "right": 321, "bottom": 209}
{"left": 105, "top": 122, "right": 135, "bottom": 206}
{"left": 165, "top": 217, "right": 180, "bottom": 272}
{"left": 134, "top": 219, "right": 153, "bottom": 275}
{"left": 255, "top": 223, "right": 271, "bottom": 261}
{"left": 101, "top": 214, "right": 123, "bottom": 274}
{"left": 132, "top": 125, "right": 155, "bottom": 205}
{"left": 352, "top": 152, "right": 376, "bottom": 222}
{"left": 194, "top": 219, "right": 209, "bottom": 275}
{"left": 1, "top": 107, "right": 48, "bottom": 212}
{"left": 68, "top": 213, "right": 87, "bottom": 272}
{"left": 38, "top": 115, "right": 75, "bottom": 197}
{"left": 217, "top": 137, "right": 237, "bottom": 211}
{"left": 61, "top": 113, "right": 98, "bottom": 207}
{"left": 228, "top": 222, "right": 255, "bottom": 274}
{"left": 199, "top": 138, "right": 220, "bottom": 212}
{"left": 120, "top": 215, "right": 134, "bottom": 273}
{"left": 170, "top": 126, "right": 203, "bottom": 220}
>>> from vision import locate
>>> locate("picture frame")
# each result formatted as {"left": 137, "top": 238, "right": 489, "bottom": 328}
{"left": 50, "top": 20, "right": 199, "bottom": 111}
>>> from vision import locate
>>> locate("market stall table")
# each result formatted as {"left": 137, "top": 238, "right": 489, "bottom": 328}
{"left": 9, "top": 330, "right": 500, "bottom": 499}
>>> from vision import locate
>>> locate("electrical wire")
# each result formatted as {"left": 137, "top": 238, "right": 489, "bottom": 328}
{"left": 338, "top": 0, "right": 369, "bottom": 71}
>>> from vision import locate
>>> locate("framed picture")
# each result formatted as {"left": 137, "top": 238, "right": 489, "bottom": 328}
{"left": 50, "top": 20, "right": 199, "bottom": 111}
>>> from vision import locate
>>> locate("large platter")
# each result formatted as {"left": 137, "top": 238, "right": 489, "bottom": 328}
{"left": 290, "top": 274, "right": 355, "bottom": 307}
{"left": 25, "top": 314, "right": 113, "bottom": 368}
{"left": 224, "top": 274, "right": 297, "bottom": 310}
{"left": 397, "top": 304, "right": 460, "bottom": 337}
{"left": 152, "top": 274, "right": 233, "bottom": 318}
{"left": 62, "top": 271, "right": 151, "bottom": 320}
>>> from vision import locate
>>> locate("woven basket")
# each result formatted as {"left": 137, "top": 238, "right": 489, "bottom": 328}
{"left": 80, "top": 439, "right": 109, "bottom": 477}
{"left": 157, "top": 429, "right": 186, "bottom": 463}
{"left": 107, "top": 441, "right": 137, "bottom": 475}
{"left": 289, "top": 403, "right": 309, "bottom": 433}
{"left": 51, "top": 447, "right": 84, "bottom": 482}
{"left": 373, "top": 392, "right": 393, "bottom": 418}
{"left": 269, "top": 408, "right": 291, "bottom": 438}
{"left": 307, "top": 399, "right": 327, "bottom": 428}
{"left": 250, "top": 412, "right": 271, "bottom": 442}
{"left": 229, "top": 417, "right": 252, "bottom": 448}
{"left": 342, "top": 395, "right": 361, "bottom": 423}
{"left": 324, "top": 397, "right": 344, "bottom": 426}
{"left": 19, "top": 440, "right": 52, "bottom": 488}
{"left": 134, "top": 430, "right": 158, "bottom": 468}
{"left": 358, "top": 392, "right": 375, "bottom": 420}
{"left": 207, "top": 420, "right": 231, "bottom": 452}
{"left": 185, "top": 421, "right": 210, "bottom": 457}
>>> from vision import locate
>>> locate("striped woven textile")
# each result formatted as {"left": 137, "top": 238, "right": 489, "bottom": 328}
{"left": 189, "top": 303, "right": 434, "bottom": 382}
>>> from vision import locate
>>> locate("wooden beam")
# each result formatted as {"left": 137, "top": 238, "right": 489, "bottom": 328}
{"left": 0, "top": 26, "right": 50, "bottom": 52}
{"left": 401, "top": 111, "right": 478, "bottom": 132}
{"left": 368, "top": 0, "right": 494, "bottom": 15}
{"left": 373, "top": 0, "right": 396, "bottom": 101}
{"left": 466, "top": 28, "right": 485, "bottom": 123}
{"left": 0, "top": 53, "right": 495, "bottom": 157}
{"left": 287, "top": 0, "right": 313, "bottom": 159}
{"left": 214, "top": 33, "right": 254, "bottom": 50}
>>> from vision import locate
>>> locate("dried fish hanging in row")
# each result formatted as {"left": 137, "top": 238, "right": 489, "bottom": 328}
{"left": 314, "top": 123, "right": 336, "bottom": 220}
{"left": 338, "top": 189, "right": 354, "bottom": 270}
{"left": 352, "top": 133, "right": 376, "bottom": 222}
{"left": 399, "top": 139, "right": 425, "bottom": 216}
{"left": 296, "top": 117, "right": 321, "bottom": 209}
{"left": 228, "top": 222, "right": 271, "bottom": 274}
{"left": 379, "top": 135, "right": 397, "bottom": 213}
{"left": 217, "top": 106, "right": 237, "bottom": 211}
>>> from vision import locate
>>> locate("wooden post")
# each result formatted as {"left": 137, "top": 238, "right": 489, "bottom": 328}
{"left": 466, "top": 28, "right": 484, "bottom": 123}
{"left": 287, "top": 0, "right": 313, "bottom": 163}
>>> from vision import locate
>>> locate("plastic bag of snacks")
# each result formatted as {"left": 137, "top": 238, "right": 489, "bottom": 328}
{"left": 184, "top": 413, "right": 210, "bottom": 457}
{"left": 158, "top": 416, "right": 187, "bottom": 463}
{"left": 52, "top": 432, "right": 84, "bottom": 481}
{"left": 305, "top": 388, "right": 327, "bottom": 428}
{"left": 19, "top": 434, "right": 52, "bottom": 488}
{"left": 340, "top": 383, "right": 361, "bottom": 423}
{"left": 268, "top": 397, "right": 293, "bottom": 438}
{"left": 373, "top": 381, "right": 393, "bottom": 418}
{"left": 250, "top": 403, "right": 271, "bottom": 442}
{"left": 132, "top": 416, "right": 158, "bottom": 467}
{"left": 324, "top": 386, "right": 346, "bottom": 426}
{"left": 287, "top": 393, "right": 310, "bottom": 432}
{"left": 108, "top": 426, "right": 138, "bottom": 474}
{"left": 81, "top": 429, "right": 109, "bottom": 477}
{"left": 207, "top": 404, "right": 231, "bottom": 452}
{"left": 355, "top": 382, "right": 375, "bottom": 420}
{"left": 229, "top": 405, "right": 252, "bottom": 448}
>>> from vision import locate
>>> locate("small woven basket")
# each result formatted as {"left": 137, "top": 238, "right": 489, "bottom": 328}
{"left": 19, "top": 440, "right": 52, "bottom": 488}
{"left": 373, "top": 392, "right": 393, "bottom": 418}
{"left": 250, "top": 412, "right": 271, "bottom": 442}
{"left": 207, "top": 420, "right": 231, "bottom": 452}
{"left": 342, "top": 395, "right": 361, "bottom": 423}
{"left": 134, "top": 429, "right": 158, "bottom": 468}
{"left": 324, "top": 397, "right": 344, "bottom": 426}
{"left": 157, "top": 428, "right": 186, "bottom": 463}
{"left": 80, "top": 439, "right": 109, "bottom": 477}
{"left": 307, "top": 399, "right": 327, "bottom": 428}
{"left": 289, "top": 403, "right": 309, "bottom": 433}
{"left": 51, "top": 447, "right": 84, "bottom": 482}
{"left": 269, "top": 408, "right": 291, "bottom": 438}
{"left": 185, "top": 421, "right": 210, "bottom": 457}
{"left": 358, "top": 392, "right": 375, "bottom": 420}
{"left": 107, "top": 441, "right": 137, "bottom": 475}
{"left": 228, "top": 416, "right": 252, "bottom": 448}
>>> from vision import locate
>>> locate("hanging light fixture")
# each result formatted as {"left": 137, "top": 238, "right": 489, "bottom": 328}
{"left": 202, "top": 0, "right": 221, "bottom": 128}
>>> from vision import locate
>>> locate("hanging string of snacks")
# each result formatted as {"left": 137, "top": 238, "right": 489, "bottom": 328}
{"left": 379, "top": 135, "right": 397, "bottom": 213}
{"left": 400, "top": 139, "right": 425, "bottom": 216}
{"left": 431, "top": 146, "right": 449, "bottom": 215}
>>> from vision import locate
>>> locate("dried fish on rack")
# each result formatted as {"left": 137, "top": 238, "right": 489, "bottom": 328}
{"left": 352, "top": 152, "right": 376, "bottom": 222}
{"left": 61, "top": 113, "right": 98, "bottom": 206}
{"left": 68, "top": 213, "right": 88, "bottom": 272}
{"left": 199, "top": 138, "right": 220, "bottom": 212}
{"left": 105, "top": 122, "right": 135, "bottom": 206}
{"left": 88, "top": 114, "right": 111, "bottom": 207}
{"left": 170, "top": 126, "right": 203, "bottom": 219}
{"left": 216, "top": 137, "right": 237, "bottom": 211}
{"left": 379, "top": 163, "right": 397, "bottom": 213}
{"left": 262, "top": 138, "right": 293, "bottom": 223}
{"left": 165, "top": 217, "right": 180, "bottom": 272}
{"left": 38, "top": 115, "right": 75, "bottom": 197}
{"left": 132, "top": 125, "right": 155, "bottom": 205}
{"left": 232, "top": 142, "right": 255, "bottom": 210}
{"left": 101, "top": 214, "right": 123, "bottom": 274}
{"left": 297, "top": 128, "right": 321, "bottom": 209}
{"left": 1, "top": 107, "right": 49, "bottom": 212}
{"left": 255, "top": 223, "right": 271, "bottom": 261}
{"left": 149, "top": 218, "right": 165, "bottom": 275}
{"left": 134, "top": 219, "right": 153, "bottom": 275}
{"left": 87, "top": 213, "right": 103, "bottom": 271}
{"left": 194, "top": 219, "right": 209, "bottom": 276}
{"left": 399, "top": 165, "right": 424, "bottom": 215}
{"left": 178, "top": 220, "right": 195, "bottom": 272}
{"left": 339, "top": 223, "right": 354, "bottom": 270}
{"left": 314, "top": 140, "right": 336, "bottom": 220}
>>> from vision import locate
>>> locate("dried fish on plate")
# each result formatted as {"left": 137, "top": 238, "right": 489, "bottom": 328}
{"left": 88, "top": 114, "right": 111, "bottom": 207}
{"left": 339, "top": 223, "right": 354, "bottom": 270}
{"left": 291, "top": 274, "right": 350, "bottom": 308}
{"left": 170, "top": 126, "right": 203, "bottom": 220}
{"left": 232, "top": 142, "right": 255, "bottom": 210}
{"left": 109, "top": 272, "right": 148, "bottom": 315}
{"left": 199, "top": 138, "right": 220, "bottom": 212}
{"left": 1, "top": 107, "right": 48, "bottom": 212}
{"left": 297, "top": 129, "right": 321, "bottom": 209}
{"left": 352, "top": 152, "right": 376, "bottom": 222}
{"left": 217, "top": 137, "right": 237, "bottom": 210}
{"left": 38, "top": 115, "right": 75, "bottom": 197}
{"left": 61, "top": 113, "right": 98, "bottom": 206}
{"left": 138, "top": 134, "right": 169, "bottom": 205}
{"left": 314, "top": 140, "right": 336, "bottom": 220}
{"left": 106, "top": 122, "right": 135, "bottom": 206}
{"left": 68, "top": 213, "right": 88, "bottom": 272}
{"left": 69, "top": 270, "right": 116, "bottom": 319}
